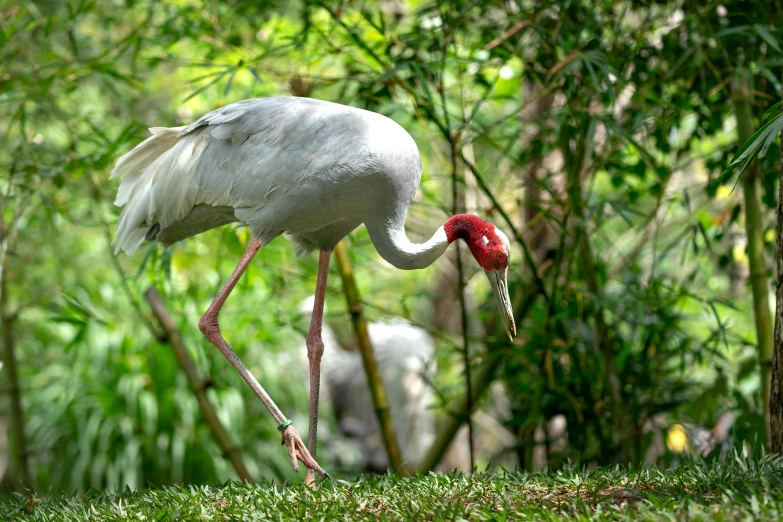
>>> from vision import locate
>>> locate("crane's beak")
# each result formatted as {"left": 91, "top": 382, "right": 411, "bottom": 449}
{"left": 485, "top": 268, "right": 516, "bottom": 341}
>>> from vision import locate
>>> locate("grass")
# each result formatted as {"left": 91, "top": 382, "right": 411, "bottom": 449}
{"left": 3, "top": 454, "right": 783, "bottom": 521}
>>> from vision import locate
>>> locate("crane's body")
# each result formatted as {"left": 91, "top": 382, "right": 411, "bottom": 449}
{"left": 113, "top": 97, "right": 439, "bottom": 268}
{"left": 111, "top": 96, "right": 515, "bottom": 484}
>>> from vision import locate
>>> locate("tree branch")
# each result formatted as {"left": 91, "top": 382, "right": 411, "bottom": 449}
{"left": 144, "top": 287, "right": 254, "bottom": 482}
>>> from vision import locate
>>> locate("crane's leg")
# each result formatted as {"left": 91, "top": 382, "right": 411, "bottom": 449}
{"left": 198, "top": 237, "right": 328, "bottom": 479}
{"left": 304, "top": 249, "right": 331, "bottom": 486}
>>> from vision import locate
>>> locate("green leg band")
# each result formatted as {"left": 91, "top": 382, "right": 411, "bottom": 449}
{"left": 277, "top": 419, "right": 293, "bottom": 432}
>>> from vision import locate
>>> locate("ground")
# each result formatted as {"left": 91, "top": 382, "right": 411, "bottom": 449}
{"left": 2, "top": 455, "right": 783, "bottom": 521}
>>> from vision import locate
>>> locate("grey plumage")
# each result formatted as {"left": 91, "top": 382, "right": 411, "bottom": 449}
{"left": 111, "top": 97, "right": 424, "bottom": 259}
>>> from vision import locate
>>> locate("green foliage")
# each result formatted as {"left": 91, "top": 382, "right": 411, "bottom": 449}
{"left": 3, "top": 455, "right": 783, "bottom": 521}
{"left": 2, "top": 0, "right": 782, "bottom": 493}
{"left": 723, "top": 107, "right": 783, "bottom": 180}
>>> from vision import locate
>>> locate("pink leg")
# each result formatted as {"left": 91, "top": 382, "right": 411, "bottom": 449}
{"left": 198, "top": 237, "right": 327, "bottom": 478}
{"left": 304, "top": 249, "right": 331, "bottom": 485}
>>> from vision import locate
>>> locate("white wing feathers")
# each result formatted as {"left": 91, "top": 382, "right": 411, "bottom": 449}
{"left": 110, "top": 97, "right": 370, "bottom": 255}
{"left": 111, "top": 127, "right": 184, "bottom": 206}
{"left": 111, "top": 129, "right": 207, "bottom": 254}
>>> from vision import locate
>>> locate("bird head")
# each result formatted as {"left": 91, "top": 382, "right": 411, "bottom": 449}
{"left": 444, "top": 214, "right": 516, "bottom": 340}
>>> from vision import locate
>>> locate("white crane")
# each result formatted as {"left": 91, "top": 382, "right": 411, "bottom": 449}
{"left": 111, "top": 96, "right": 516, "bottom": 482}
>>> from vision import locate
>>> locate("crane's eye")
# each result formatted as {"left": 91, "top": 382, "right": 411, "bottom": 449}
{"left": 495, "top": 252, "right": 505, "bottom": 262}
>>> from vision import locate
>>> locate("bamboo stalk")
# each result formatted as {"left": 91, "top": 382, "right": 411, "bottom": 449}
{"left": 770, "top": 71, "right": 783, "bottom": 454}
{"left": 144, "top": 287, "right": 254, "bottom": 482}
{"left": 0, "top": 272, "right": 31, "bottom": 488}
{"left": 332, "top": 240, "right": 406, "bottom": 474}
{"left": 733, "top": 73, "right": 774, "bottom": 450}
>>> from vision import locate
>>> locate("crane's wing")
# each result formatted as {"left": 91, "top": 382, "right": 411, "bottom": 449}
{"left": 111, "top": 97, "right": 371, "bottom": 254}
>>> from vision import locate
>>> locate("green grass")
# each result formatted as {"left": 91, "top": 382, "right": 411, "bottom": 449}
{"left": 3, "top": 454, "right": 783, "bottom": 521}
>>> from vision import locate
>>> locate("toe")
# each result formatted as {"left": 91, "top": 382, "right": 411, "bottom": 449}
{"left": 279, "top": 425, "right": 329, "bottom": 478}
{"left": 303, "top": 452, "right": 328, "bottom": 478}
{"left": 295, "top": 441, "right": 327, "bottom": 478}
{"left": 282, "top": 432, "right": 300, "bottom": 472}
{"left": 288, "top": 447, "right": 300, "bottom": 472}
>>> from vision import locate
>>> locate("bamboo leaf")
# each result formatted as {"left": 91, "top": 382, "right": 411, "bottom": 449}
{"left": 133, "top": 244, "right": 156, "bottom": 280}
{"left": 758, "top": 114, "right": 783, "bottom": 157}
{"left": 247, "top": 66, "right": 264, "bottom": 84}
{"left": 759, "top": 67, "right": 783, "bottom": 97}
{"left": 183, "top": 70, "right": 230, "bottom": 102}
{"left": 720, "top": 112, "right": 783, "bottom": 181}
{"left": 83, "top": 118, "right": 111, "bottom": 146}
{"left": 377, "top": 61, "right": 410, "bottom": 82}
{"left": 223, "top": 67, "right": 237, "bottom": 96}
{"left": 763, "top": 100, "right": 783, "bottom": 121}
{"left": 753, "top": 24, "right": 782, "bottom": 54}
{"left": 604, "top": 118, "right": 657, "bottom": 168}
{"left": 715, "top": 25, "right": 751, "bottom": 37}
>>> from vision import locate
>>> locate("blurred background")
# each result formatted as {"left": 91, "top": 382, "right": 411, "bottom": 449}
{"left": 2, "top": 0, "right": 783, "bottom": 492}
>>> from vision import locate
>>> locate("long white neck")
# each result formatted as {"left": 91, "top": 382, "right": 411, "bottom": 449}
{"left": 366, "top": 219, "right": 450, "bottom": 270}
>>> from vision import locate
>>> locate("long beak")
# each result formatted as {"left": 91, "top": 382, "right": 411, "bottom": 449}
{"left": 485, "top": 268, "right": 516, "bottom": 341}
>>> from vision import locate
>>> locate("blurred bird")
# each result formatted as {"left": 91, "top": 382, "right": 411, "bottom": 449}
{"left": 666, "top": 411, "right": 737, "bottom": 457}
{"left": 294, "top": 298, "right": 436, "bottom": 472}
{"left": 111, "top": 96, "right": 516, "bottom": 482}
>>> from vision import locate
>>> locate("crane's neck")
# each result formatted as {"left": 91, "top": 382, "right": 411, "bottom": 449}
{"left": 366, "top": 214, "right": 475, "bottom": 270}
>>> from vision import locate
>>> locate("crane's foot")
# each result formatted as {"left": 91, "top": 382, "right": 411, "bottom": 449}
{"left": 304, "top": 469, "right": 317, "bottom": 489}
{"left": 280, "top": 425, "right": 329, "bottom": 481}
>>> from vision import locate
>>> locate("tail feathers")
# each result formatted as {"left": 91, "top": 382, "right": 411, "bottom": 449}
{"left": 112, "top": 127, "right": 185, "bottom": 206}
{"left": 112, "top": 126, "right": 220, "bottom": 255}
{"left": 111, "top": 126, "right": 186, "bottom": 255}
{"left": 115, "top": 227, "right": 148, "bottom": 256}
{"left": 112, "top": 180, "right": 155, "bottom": 255}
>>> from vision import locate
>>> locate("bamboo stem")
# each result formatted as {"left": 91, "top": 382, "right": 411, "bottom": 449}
{"left": 144, "top": 287, "right": 254, "bottom": 482}
{"left": 332, "top": 240, "right": 407, "bottom": 475}
{"left": 770, "top": 69, "right": 783, "bottom": 454}
{"left": 0, "top": 272, "right": 31, "bottom": 488}
{"left": 733, "top": 73, "right": 774, "bottom": 450}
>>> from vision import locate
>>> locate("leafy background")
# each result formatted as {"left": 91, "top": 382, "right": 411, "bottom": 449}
{"left": 1, "top": 0, "right": 782, "bottom": 491}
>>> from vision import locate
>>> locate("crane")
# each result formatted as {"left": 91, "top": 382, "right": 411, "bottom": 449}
{"left": 111, "top": 96, "right": 516, "bottom": 482}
